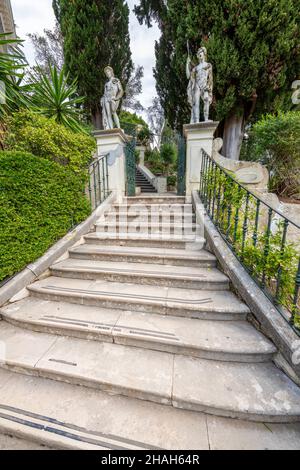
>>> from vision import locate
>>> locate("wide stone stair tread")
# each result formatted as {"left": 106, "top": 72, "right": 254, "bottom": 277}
{"left": 1, "top": 298, "right": 275, "bottom": 362}
{"left": 0, "top": 323, "right": 298, "bottom": 423}
{"left": 50, "top": 258, "right": 229, "bottom": 290}
{"left": 27, "top": 277, "right": 250, "bottom": 319}
{"left": 173, "top": 356, "right": 300, "bottom": 422}
{"left": 113, "top": 203, "right": 193, "bottom": 211}
{"left": 1, "top": 370, "right": 299, "bottom": 450}
{"left": 69, "top": 244, "right": 216, "bottom": 267}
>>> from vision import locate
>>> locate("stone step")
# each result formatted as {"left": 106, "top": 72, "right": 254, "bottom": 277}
{"left": 0, "top": 372, "right": 299, "bottom": 450}
{"left": 1, "top": 298, "right": 275, "bottom": 363}
{"left": 95, "top": 222, "right": 198, "bottom": 234}
{"left": 69, "top": 245, "right": 216, "bottom": 268}
{"left": 50, "top": 259, "right": 229, "bottom": 291}
{"left": 113, "top": 203, "right": 192, "bottom": 212}
{"left": 125, "top": 196, "right": 186, "bottom": 205}
{"left": 84, "top": 232, "right": 204, "bottom": 249}
{"left": 0, "top": 324, "right": 298, "bottom": 423}
{"left": 103, "top": 212, "right": 196, "bottom": 222}
{"left": 28, "top": 277, "right": 250, "bottom": 320}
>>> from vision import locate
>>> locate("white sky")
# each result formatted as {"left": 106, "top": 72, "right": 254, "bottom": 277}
{"left": 11, "top": 0, "right": 160, "bottom": 109}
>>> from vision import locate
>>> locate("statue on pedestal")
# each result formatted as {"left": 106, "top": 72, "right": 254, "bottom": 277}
{"left": 186, "top": 46, "right": 213, "bottom": 123}
{"left": 101, "top": 66, "right": 124, "bottom": 130}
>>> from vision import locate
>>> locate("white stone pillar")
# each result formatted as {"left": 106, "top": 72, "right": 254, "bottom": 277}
{"left": 93, "top": 129, "right": 127, "bottom": 203}
{"left": 184, "top": 122, "right": 219, "bottom": 198}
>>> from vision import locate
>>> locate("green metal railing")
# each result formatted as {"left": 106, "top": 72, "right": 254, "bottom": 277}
{"left": 177, "top": 135, "right": 186, "bottom": 196}
{"left": 123, "top": 123, "right": 137, "bottom": 197}
{"left": 199, "top": 149, "right": 300, "bottom": 333}
{"left": 88, "top": 154, "right": 110, "bottom": 211}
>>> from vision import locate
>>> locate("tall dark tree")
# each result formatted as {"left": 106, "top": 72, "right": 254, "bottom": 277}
{"left": 53, "top": 0, "right": 133, "bottom": 128}
{"left": 135, "top": 0, "right": 300, "bottom": 160}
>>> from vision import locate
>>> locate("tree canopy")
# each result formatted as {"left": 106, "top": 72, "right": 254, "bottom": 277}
{"left": 53, "top": 0, "right": 133, "bottom": 128}
{"left": 135, "top": 0, "right": 300, "bottom": 159}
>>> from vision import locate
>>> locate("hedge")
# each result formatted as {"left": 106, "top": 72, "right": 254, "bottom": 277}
{"left": 0, "top": 151, "right": 91, "bottom": 283}
{"left": 4, "top": 110, "right": 96, "bottom": 174}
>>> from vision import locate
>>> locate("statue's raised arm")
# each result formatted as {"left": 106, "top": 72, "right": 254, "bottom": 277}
{"left": 186, "top": 55, "right": 193, "bottom": 80}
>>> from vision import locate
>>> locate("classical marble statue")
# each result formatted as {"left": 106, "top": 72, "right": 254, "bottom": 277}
{"left": 186, "top": 46, "right": 213, "bottom": 123}
{"left": 101, "top": 66, "right": 124, "bottom": 130}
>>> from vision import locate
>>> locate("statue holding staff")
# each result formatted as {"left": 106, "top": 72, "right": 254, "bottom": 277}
{"left": 186, "top": 45, "right": 213, "bottom": 123}
{"left": 101, "top": 66, "right": 124, "bottom": 130}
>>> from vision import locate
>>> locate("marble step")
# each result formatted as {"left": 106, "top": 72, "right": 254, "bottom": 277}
{"left": 102, "top": 212, "right": 196, "bottom": 222}
{"left": 2, "top": 371, "right": 300, "bottom": 450}
{"left": 113, "top": 203, "right": 193, "bottom": 212}
{"left": 27, "top": 277, "right": 250, "bottom": 320}
{"left": 1, "top": 298, "right": 276, "bottom": 363}
{"left": 95, "top": 222, "right": 198, "bottom": 234}
{"left": 0, "top": 324, "right": 299, "bottom": 423}
{"left": 50, "top": 259, "right": 229, "bottom": 291}
{"left": 85, "top": 232, "right": 205, "bottom": 249}
{"left": 69, "top": 245, "right": 216, "bottom": 268}
{"left": 124, "top": 196, "right": 186, "bottom": 205}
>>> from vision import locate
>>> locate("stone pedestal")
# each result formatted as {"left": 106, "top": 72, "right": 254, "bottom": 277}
{"left": 93, "top": 129, "right": 127, "bottom": 202}
{"left": 184, "top": 122, "right": 219, "bottom": 197}
{"left": 136, "top": 145, "right": 146, "bottom": 165}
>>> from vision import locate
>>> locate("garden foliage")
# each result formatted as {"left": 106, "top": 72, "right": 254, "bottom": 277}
{"left": 0, "top": 151, "right": 90, "bottom": 283}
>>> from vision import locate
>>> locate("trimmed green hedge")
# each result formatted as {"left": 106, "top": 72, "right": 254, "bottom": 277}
{"left": 0, "top": 151, "right": 91, "bottom": 283}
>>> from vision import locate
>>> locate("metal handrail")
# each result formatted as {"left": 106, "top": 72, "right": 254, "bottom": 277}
{"left": 88, "top": 153, "right": 111, "bottom": 211}
{"left": 199, "top": 149, "right": 300, "bottom": 333}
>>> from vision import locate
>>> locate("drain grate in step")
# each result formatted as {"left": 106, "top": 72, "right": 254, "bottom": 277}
{"left": 48, "top": 359, "right": 77, "bottom": 367}
{"left": 39, "top": 315, "right": 181, "bottom": 342}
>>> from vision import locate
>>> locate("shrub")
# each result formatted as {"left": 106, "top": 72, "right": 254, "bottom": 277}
{"left": 241, "top": 111, "right": 300, "bottom": 199}
{"left": 4, "top": 110, "right": 96, "bottom": 174}
{"left": 145, "top": 148, "right": 161, "bottom": 164}
{"left": 167, "top": 175, "right": 177, "bottom": 188}
{"left": 160, "top": 143, "right": 177, "bottom": 166}
{"left": 0, "top": 151, "right": 91, "bottom": 283}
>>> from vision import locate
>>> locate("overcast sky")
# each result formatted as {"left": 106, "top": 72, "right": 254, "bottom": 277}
{"left": 11, "top": 0, "right": 160, "bottom": 109}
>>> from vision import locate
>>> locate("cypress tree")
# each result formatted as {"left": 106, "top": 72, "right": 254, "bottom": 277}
{"left": 53, "top": 0, "right": 133, "bottom": 128}
{"left": 135, "top": 0, "right": 300, "bottom": 159}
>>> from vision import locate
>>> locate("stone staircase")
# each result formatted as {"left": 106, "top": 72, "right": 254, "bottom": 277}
{"left": 135, "top": 167, "right": 157, "bottom": 193}
{"left": 0, "top": 194, "right": 300, "bottom": 450}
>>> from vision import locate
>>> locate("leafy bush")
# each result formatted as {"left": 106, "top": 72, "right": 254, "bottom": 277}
{"left": 203, "top": 167, "right": 300, "bottom": 329}
{"left": 160, "top": 143, "right": 177, "bottom": 166}
{"left": 241, "top": 112, "right": 300, "bottom": 199}
{"left": 4, "top": 110, "right": 96, "bottom": 174}
{"left": 0, "top": 151, "right": 91, "bottom": 283}
{"left": 145, "top": 148, "right": 161, "bottom": 164}
{"left": 167, "top": 175, "right": 177, "bottom": 188}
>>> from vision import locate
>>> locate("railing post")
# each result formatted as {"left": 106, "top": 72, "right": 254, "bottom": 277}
{"left": 92, "top": 129, "right": 127, "bottom": 203}
{"left": 183, "top": 122, "right": 219, "bottom": 201}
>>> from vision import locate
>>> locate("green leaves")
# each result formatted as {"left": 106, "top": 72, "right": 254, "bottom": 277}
{"left": 135, "top": 0, "right": 300, "bottom": 133}
{"left": 242, "top": 111, "right": 300, "bottom": 198}
{"left": 29, "top": 65, "right": 86, "bottom": 133}
{"left": 54, "top": 0, "right": 133, "bottom": 126}
{"left": 4, "top": 109, "right": 96, "bottom": 174}
{"left": 0, "top": 33, "right": 29, "bottom": 121}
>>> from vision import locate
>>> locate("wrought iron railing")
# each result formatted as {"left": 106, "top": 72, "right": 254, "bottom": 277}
{"left": 88, "top": 154, "right": 110, "bottom": 210}
{"left": 199, "top": 149, "right": 300, "bottom": 333}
